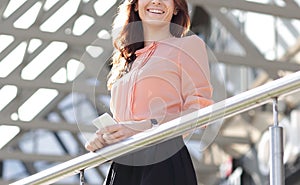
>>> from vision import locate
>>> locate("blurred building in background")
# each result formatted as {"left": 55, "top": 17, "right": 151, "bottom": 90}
{"left": 0, "top": 0, "right": 300, "bottom": 184}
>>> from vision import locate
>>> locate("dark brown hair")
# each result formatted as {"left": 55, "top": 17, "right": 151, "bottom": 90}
{"left": 107, "top": 0, "right": 190, "bottom": 89}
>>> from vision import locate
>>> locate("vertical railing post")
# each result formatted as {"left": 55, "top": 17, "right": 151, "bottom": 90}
{"left": 80, "top": 170, "right": 85, "bottom": 185}
{"left": 269, "top": 98, "right": 285, "bottom": 185}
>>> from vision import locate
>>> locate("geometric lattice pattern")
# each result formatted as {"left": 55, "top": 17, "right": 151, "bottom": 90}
{"left": 1, "top": 0, "right": 300, "bottom": 184}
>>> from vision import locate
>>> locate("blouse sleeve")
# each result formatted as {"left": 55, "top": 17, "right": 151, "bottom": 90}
{"left": 179, "top": 35, "right": 213, "bottom": 110}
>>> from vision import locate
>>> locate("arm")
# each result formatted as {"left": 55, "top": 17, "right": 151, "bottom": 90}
{"left": 179, "top": 35, "right": 213, "bottom": 110}
{"left": 85, "top": 109, "right": 203, "bottom": 152}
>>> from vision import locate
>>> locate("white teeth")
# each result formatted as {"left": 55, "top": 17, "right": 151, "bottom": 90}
{"left": 148, "top": 9, "right": 164, "bottom": 14}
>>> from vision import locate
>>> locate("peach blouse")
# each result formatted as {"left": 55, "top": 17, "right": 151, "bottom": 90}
{"left": 110, "top": 35, "right": 213, "bottom": 122}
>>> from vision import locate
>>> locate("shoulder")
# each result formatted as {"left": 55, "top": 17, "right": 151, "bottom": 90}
{"left": 175, "top": 35, "right": 207, "bottom": 59}
{"left": 176, "top": 35, "right": 211, "bottom": 80}
{"left": 176, "top": 35, "right": 210, "bottom": 73}
{"left": 179, "top": 35, "right": 205, "bottom": 48}
{"left": 166, "top": 35, "right": 205, "bottom": 44}
{"left": 160, "top": 35, "right": 206, "bottom": 54}
{"left": 165, "top": 35, "right": 206, "bottom": 55}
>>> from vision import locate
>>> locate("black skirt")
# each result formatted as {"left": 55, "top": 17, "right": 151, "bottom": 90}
{"left": 104, "top": 137, "right": 198, "bottom": 185}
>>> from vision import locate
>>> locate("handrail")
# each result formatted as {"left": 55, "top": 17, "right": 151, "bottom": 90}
{"left": 11, "top": 71, "right": 300, "bottom": 185}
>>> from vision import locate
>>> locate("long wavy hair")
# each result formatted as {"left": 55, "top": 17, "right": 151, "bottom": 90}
{"left": 107, "top": 0, "right": 191, "bottom": 89}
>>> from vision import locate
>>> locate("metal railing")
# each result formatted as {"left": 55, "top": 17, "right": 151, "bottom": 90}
{"left": 10, "top": 71, "right": 300, "bottom": 185}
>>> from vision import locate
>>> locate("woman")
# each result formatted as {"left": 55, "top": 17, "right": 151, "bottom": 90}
{"left": 85, "top": 0, "right": 213, "bottom": 184}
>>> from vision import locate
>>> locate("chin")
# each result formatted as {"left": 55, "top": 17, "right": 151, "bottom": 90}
{"left": 143, "top": 19, "right": 171, "bottom": 27}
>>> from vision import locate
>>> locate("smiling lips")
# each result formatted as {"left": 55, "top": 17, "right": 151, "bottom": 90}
{"left": 147, "top": 8, "right": 165, "bottom": 14}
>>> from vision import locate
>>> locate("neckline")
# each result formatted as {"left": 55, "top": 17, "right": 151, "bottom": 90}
{"left": 135, "top": 36, "right": 177, "bottom": 56}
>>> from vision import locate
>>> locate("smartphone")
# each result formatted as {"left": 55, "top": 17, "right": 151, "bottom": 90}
{"left": 92, "top": 113, "right": 117, "bottom": 129}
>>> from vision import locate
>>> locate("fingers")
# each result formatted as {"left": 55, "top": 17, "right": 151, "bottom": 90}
{"left": 102, "top": 131, "right": 126, "bottom": 144}
{"left": 85, "top": 127, "right": 123, "bottom": 152}
{"left": 85, "top": 133, "right": 106, "bottom": 152}
{"left": 99, "top": 124, "right": 135, "bottom": 144}
{"left": 85, "top": 124, "right": 138, "bottom": 151}
{"left": 97, "top": 124, "right": 122, "bottom": 135}
{"left": 103, "top": 133, "right": 124, "bottom": 144}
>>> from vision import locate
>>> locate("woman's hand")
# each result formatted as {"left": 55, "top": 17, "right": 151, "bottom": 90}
{"left": 85, "top": 120, "right": 151, "bottom": 152}
{"left": 98, "top": 120, "right": 151, "bottom": 144}
{"left": 85, "top": 132, "right": 107, "bottom": 152}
